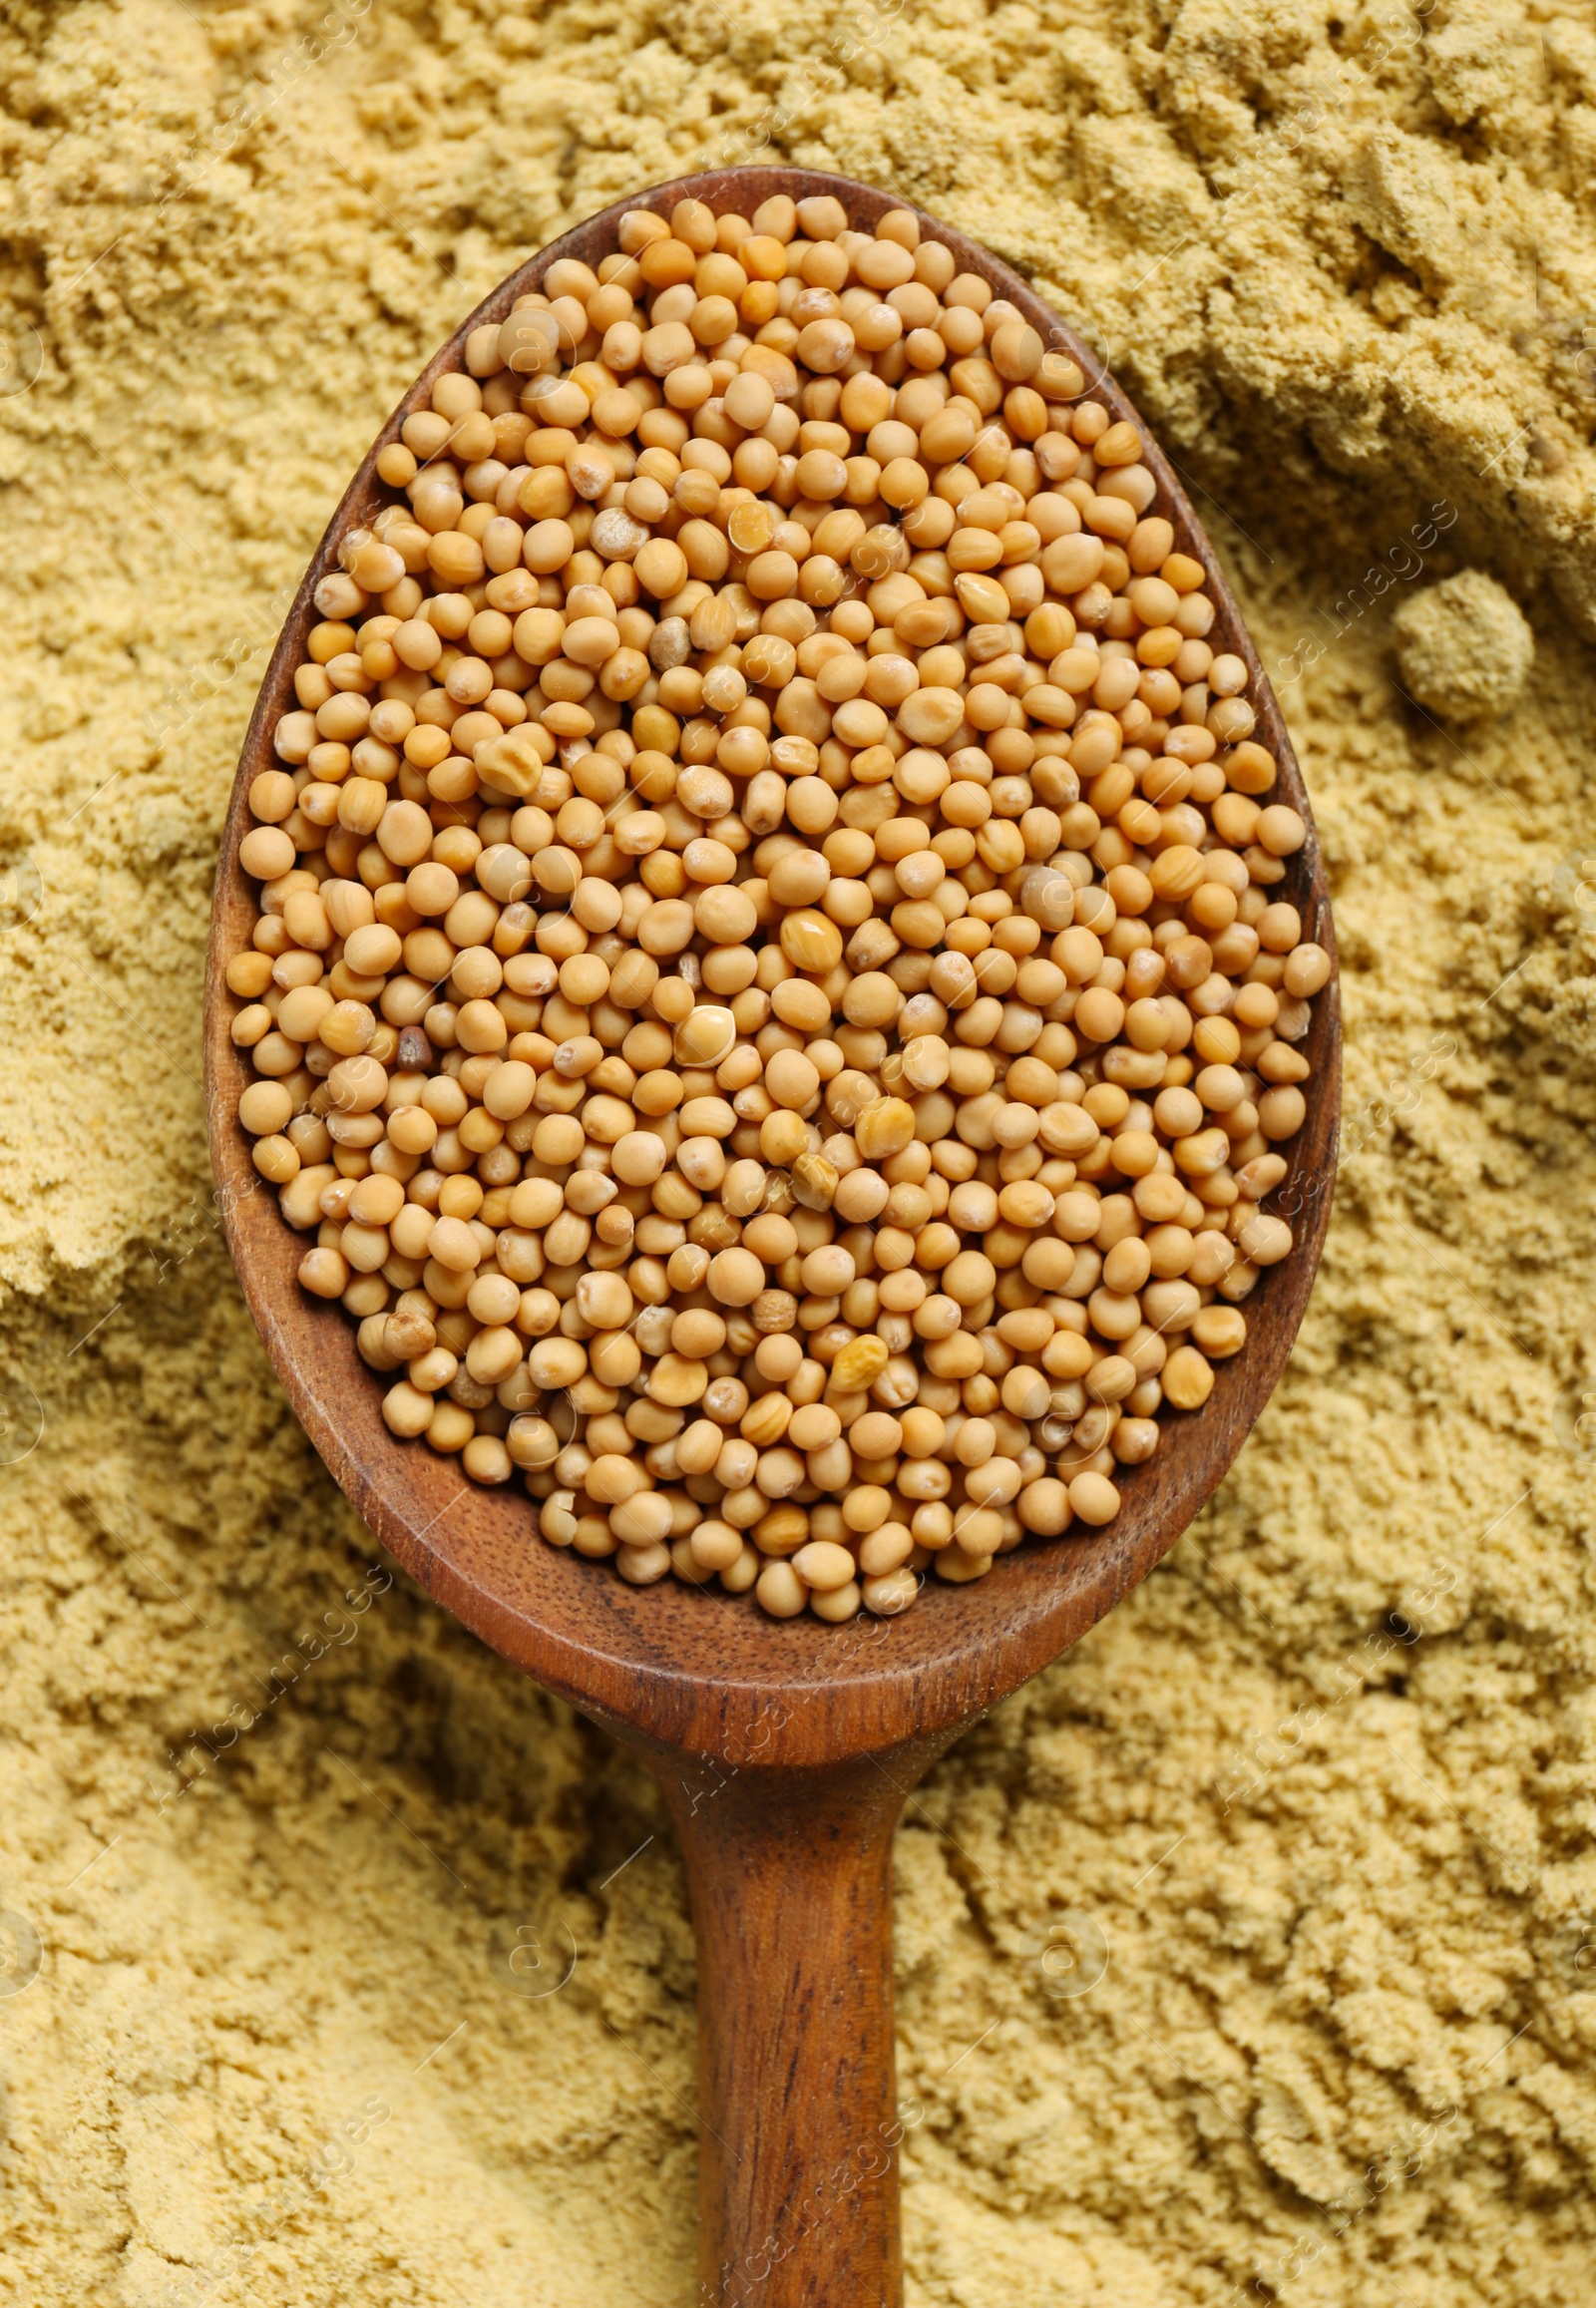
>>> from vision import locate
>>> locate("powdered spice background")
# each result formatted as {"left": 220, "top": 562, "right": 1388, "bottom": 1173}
{"left": 2, "top": 2, "right": 1595, "bottom": 2302}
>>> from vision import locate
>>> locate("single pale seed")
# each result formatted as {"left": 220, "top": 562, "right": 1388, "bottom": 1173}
{"left": 831, "top": 1335, "right": 890, "bottom": 1392}
{"left": 790, "top": 1152, "right": 839, "bottom": 1210}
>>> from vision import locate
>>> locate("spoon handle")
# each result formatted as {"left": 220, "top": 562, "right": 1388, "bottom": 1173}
{"left": 661, "top": 1744, "right": 946, "bottom": 2307}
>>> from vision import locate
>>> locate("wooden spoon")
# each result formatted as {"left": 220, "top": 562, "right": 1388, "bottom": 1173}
{"left": 205, "top": 167, "right": 1340, "bottom": 2307}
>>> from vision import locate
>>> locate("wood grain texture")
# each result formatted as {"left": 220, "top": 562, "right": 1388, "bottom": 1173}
{"left": 662, "top": 1741, "right": 952, "bottom": 2308}
{"left": 203, "top": 166, "right": 1342, "bottom": 2306}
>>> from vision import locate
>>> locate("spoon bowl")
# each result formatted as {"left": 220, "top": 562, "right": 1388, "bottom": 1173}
{"left": 206, "top": 167, "right": 1340, "bottom": 2307}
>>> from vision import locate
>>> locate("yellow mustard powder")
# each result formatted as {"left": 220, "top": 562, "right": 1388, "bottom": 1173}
{"left": 2, "top": 1, "right": 1596, "bottom": 2301}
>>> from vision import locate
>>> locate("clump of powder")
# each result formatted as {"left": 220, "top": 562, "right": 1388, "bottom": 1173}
{"left": 1392, "top": 569, "right": 1536, "bottom": 724}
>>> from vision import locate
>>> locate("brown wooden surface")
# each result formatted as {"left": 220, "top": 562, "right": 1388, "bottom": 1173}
{"left": 203, "top": 167, "right": 1342, "bottom": 2307}
{"left": 661, "top": 1740, "right": 953, "bottom": 2308}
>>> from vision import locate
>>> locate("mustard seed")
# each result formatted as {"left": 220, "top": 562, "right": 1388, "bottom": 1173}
{"left": 229, "top": 189, "right": 1328, "bottom": 1622}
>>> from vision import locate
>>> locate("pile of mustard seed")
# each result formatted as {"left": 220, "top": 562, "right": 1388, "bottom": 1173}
{"left": 225, "top": 192, "right": 1328, "bottom": 1621}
